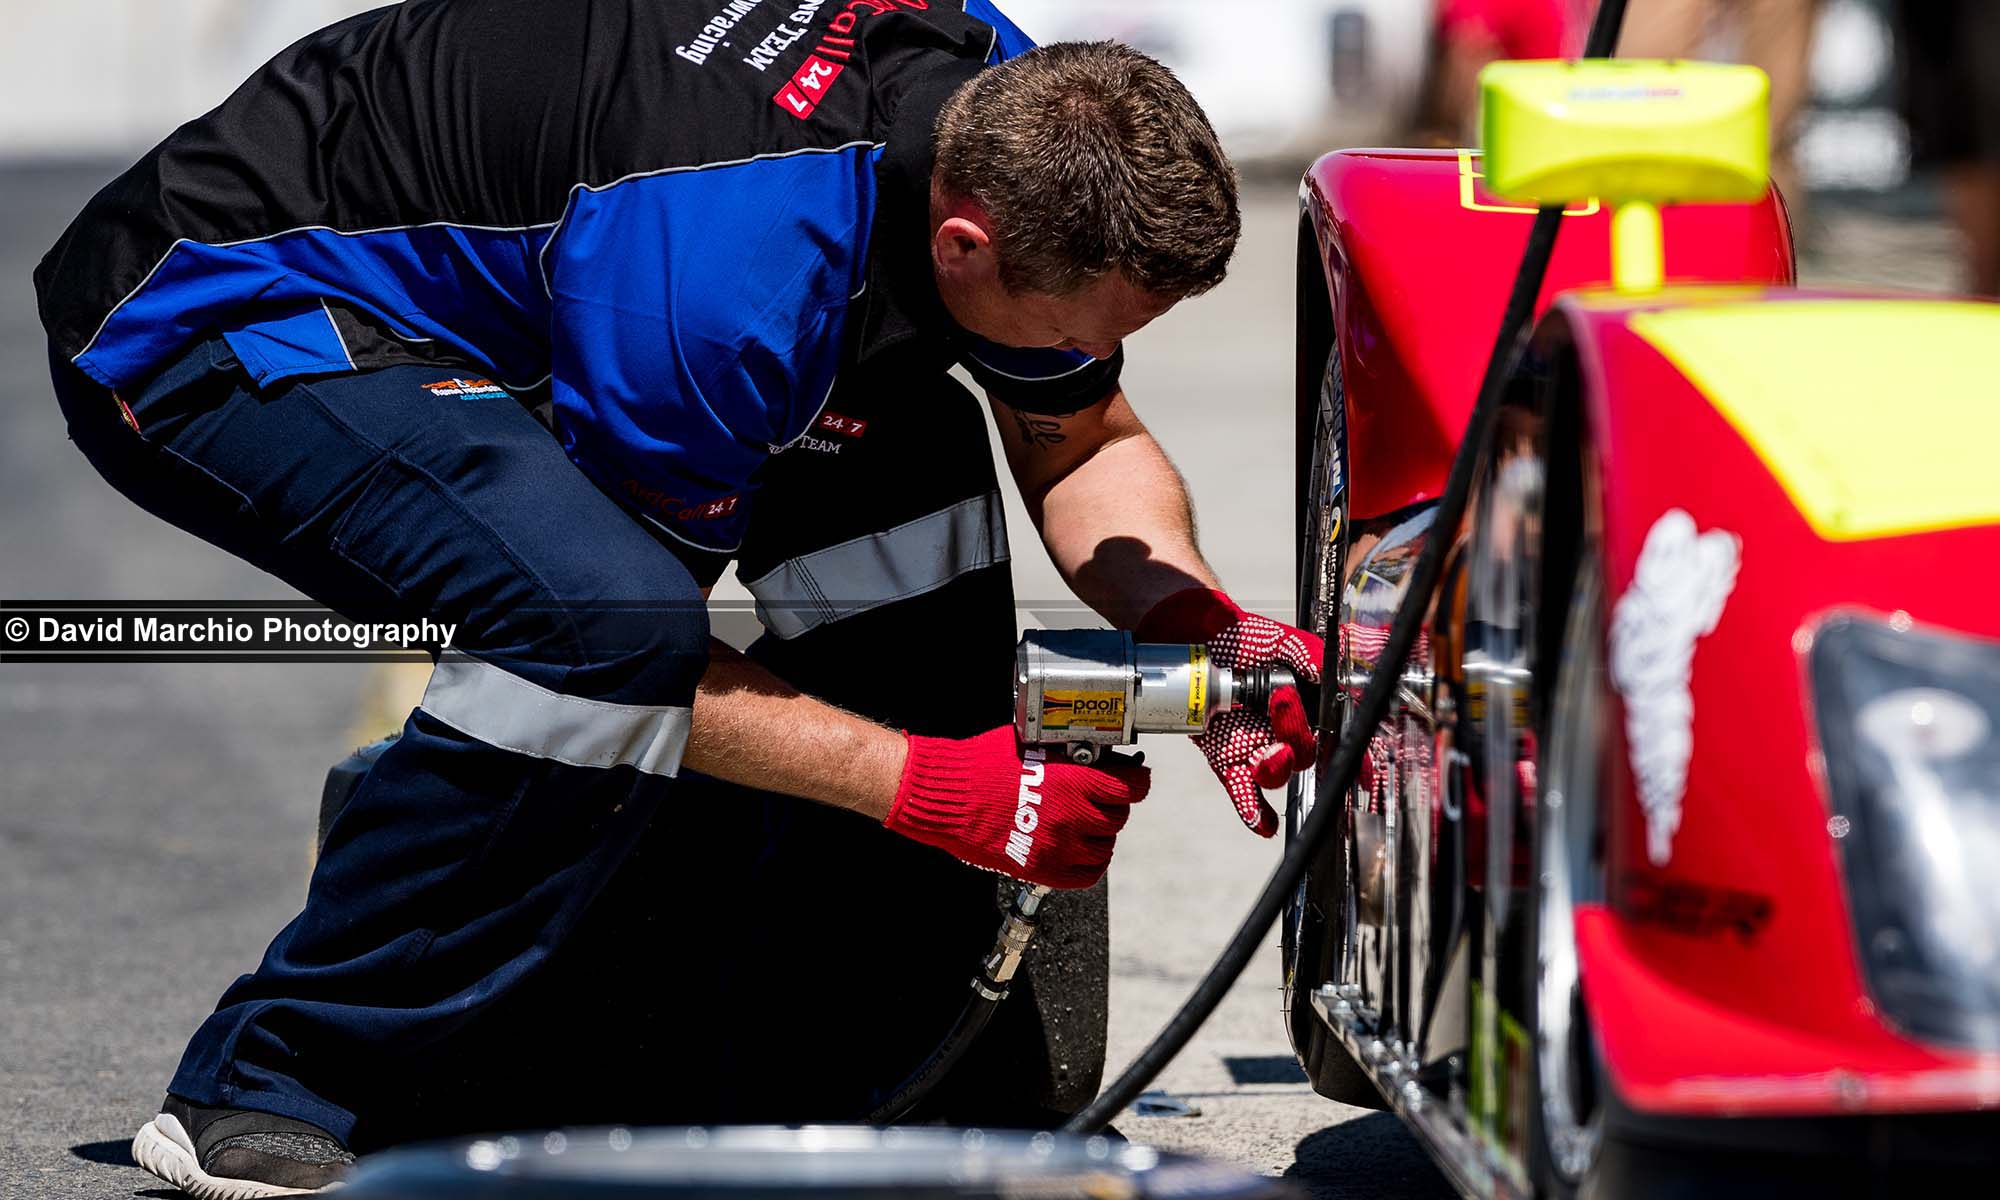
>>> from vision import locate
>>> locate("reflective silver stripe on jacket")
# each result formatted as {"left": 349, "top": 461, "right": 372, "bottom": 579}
{"left": 420, "top": 650, "right": 691, "bottom": 777}
{"left": 744, "top": 491, "right": 1010, "bottom": 640}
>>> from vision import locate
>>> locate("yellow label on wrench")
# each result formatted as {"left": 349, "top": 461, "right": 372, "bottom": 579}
{"left": 1043, "top": 690, "right": 1125, "bottom": 732}
{"left": 1186, "top": 645, "right": 1208, "bottom": 726}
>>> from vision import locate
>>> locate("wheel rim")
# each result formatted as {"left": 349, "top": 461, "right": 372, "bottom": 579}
{"left": 1537, "top": 558, "right": 1605, "bottom": 1183}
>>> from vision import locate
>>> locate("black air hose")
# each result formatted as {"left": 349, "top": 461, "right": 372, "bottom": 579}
{"left": 867, "top": 993, "right": 1003, "bottom": 1126}
{"left": 869, "top": 883, "right": 1050, "bottom": 1125}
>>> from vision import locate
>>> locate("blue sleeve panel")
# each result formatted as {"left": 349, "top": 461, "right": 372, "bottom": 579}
{"left": 72, "top": 224, "right": 555, "bottom": 392}
{"left": 542, "top": 144, "right": 881, "bottom": 557}
{"left": 220, "top": 302, "right": 353, "bottom": 383}
{"left": 965, "top": 0, "right": 1038, "bottom": 62}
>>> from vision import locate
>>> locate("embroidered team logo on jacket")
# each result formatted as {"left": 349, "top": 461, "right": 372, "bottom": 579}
{"left": 421, "top": 378, "right": 510, "bottom": 400}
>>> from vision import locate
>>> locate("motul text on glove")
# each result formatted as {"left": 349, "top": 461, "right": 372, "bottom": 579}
{"left": 886, "top": 726, "right": 1149, "bottom": 889}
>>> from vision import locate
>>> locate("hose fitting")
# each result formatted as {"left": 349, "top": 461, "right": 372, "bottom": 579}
{"left": 975, "top": 884, "right": 1048, "bottom": 1001}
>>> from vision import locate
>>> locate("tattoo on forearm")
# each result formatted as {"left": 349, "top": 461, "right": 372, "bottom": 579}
{"left": 1012, "top": 411, "right": 1067, "bottom": 450}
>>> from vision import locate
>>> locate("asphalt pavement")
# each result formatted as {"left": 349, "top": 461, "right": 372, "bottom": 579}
{"left": 0, "top": 159, "right": 1960, "bottom": 1200}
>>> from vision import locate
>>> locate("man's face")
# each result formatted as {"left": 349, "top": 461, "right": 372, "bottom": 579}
{"left": 965, "top": 272, "right": 1177, "bottom": 360}
{"left": 929, "top": 194, "right": 1178, "bottom": 358}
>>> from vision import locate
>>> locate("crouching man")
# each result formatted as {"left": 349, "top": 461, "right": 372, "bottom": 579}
{"left": 35, "top": 2, "right": 1321, "bottom": 1194}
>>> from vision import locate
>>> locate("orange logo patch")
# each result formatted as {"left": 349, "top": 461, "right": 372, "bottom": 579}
{"left": 421, "top": 377, "right": 510, "bottom": 399}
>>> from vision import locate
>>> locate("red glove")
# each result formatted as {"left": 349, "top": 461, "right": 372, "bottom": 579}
{"left": 1138, "top": 587, "right": 1323, "bottom": 837}
{"left": 886, "top": 726, "right": 1150, "bottom": 889}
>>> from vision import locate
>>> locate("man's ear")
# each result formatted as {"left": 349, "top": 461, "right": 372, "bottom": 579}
{"left": 931, "top": 201, "right": 997, "bottom": 280}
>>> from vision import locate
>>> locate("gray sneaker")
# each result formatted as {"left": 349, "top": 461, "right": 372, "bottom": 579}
{"left": 132, "top": 1094, "right": 353, "bottom": 1198}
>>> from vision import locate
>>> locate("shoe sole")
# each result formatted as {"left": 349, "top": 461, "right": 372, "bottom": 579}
{"left": 132, "top": 1113, "right": 340, "bottom": 1198}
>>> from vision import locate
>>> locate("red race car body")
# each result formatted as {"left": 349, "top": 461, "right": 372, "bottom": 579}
{"left": 1286, "top": 137, "right": 2000, "bottom": 1198}
{"left": 1299, "top": 147, "right": 1794, "bottom": 523}
{"left": 1562, "top": 291, "right": 2000, "bottom": 1118}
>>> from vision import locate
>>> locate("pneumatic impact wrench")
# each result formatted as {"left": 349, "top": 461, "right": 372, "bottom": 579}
{"left": 875, "top": 629, "right": 1310, "bottom": 1123}
{"left": 996, "top": 629, "right": 1308, "bottom": 910}
{"left": 1013, "top": 628, "right": 1306, "bottom": 764}
{"left": 993, "top": 627, "right": 1306, "bottom": 992}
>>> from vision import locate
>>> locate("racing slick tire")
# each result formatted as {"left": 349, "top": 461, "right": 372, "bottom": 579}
{"left": 1524, "top": 552, "right": 1608, "bottom": 1197}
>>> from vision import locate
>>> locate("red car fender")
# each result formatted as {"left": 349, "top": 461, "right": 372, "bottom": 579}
{"left": 1553, "top": 292, "right": 2000, "bottom": 1118}
{"left": 1300, "top": 148, "right": 1793, "bottom": 523}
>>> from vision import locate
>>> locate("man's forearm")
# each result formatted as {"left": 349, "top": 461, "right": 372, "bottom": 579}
{"left": 1036, "top": 429, "right": 1220, "bottom": 630}
{"left": 679, "top": 639, "right": 905, "bottom": 820}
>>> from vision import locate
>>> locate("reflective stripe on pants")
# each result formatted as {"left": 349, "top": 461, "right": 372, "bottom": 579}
{"left": 422, "top": 649, "right": 692, "bottom": 777}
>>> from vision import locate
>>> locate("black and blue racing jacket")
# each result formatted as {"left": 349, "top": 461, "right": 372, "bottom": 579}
{"left": 35, "top": 0, "right": 1121, "bottom": 575}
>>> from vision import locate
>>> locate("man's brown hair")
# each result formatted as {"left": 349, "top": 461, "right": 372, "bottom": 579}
{"left": 933, "top": 41, "right": 1240, "bottom": 300}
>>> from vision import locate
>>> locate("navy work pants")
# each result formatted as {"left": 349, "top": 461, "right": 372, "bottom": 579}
{"left": 50, "top": 340, "right": 710, "bottom": 1146}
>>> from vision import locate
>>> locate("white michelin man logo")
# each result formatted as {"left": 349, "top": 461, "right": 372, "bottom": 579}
{"left": 1607, "top": 509, "right": 1741, "bottom": 866}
